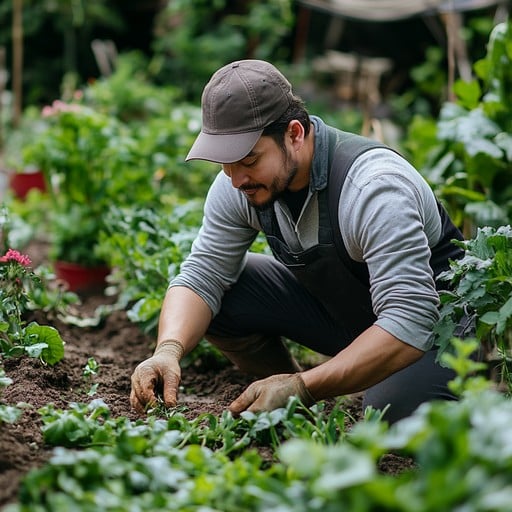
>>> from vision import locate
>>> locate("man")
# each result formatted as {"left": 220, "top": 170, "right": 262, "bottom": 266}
{"left": 130, "top": 59, "right": 465, "bottom": 423}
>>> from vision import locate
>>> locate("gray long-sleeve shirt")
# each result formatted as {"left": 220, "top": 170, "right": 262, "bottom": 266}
{"left": 171, "top": 119, "right": 443, "bottom": 351}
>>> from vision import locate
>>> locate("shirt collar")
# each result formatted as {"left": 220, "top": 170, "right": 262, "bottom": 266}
{"left": 309, "top": 115, "right": 329, "bottom": 191}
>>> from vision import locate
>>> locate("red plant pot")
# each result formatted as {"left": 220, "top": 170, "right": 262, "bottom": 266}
{"left": 9, "top": 170, "right": 46, "bottom": 200}
{"left": 54, "top": 261, "right": 110, "bottom": 294}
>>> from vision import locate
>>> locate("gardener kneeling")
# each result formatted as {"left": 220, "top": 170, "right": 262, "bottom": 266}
{"left": 130, "top": 59, "right": 465, "bottom": 424}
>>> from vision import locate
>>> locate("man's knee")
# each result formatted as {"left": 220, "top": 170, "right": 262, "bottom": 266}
{"left": 205, "top": 333, "right": 302, "bottom": 378}
{"left": 362, "top": 350, "right": 457, "bottom": 424}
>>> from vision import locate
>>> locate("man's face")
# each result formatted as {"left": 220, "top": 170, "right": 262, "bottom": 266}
{"left": 222, "top": 136, "right": 298, "bottom": 210}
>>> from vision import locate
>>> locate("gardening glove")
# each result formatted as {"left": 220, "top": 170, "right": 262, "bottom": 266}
{"left": 130, "top": 339, "right": 184, "bottom": 414}
{"left": 228, "top": 373, "right": 316, "bottom": 416}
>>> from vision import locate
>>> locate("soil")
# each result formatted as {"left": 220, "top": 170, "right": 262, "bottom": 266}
{"left": 0, "top": 241, "right": 414, "bottom": 508}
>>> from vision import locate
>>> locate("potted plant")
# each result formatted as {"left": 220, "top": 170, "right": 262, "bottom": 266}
{"left": 2, "top": 107, "right": 48, "bottom": 200}
{"left": 21, "top": 101, "right": 154, "bottom": 293}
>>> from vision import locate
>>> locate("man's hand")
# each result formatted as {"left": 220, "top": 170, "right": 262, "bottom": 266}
{"left": 228, "top": 373, "right": 316, "bottom": 415}
{"left": 130, "top": 339, "right": 184, "bottom": 414}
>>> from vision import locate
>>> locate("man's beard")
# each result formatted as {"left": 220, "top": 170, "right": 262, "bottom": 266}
{"left": 247, "top": 157, "right": 299, "bottom": 212}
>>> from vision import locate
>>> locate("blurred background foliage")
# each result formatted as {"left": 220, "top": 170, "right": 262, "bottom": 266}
{"left": 0, "top": 1, "right": 509, "bottom": 219}
{"left": 1, "top": 1, "right": 509, "bottom": 231}
{"left": 0, "top": 0, "right": 501, "bottom": 112}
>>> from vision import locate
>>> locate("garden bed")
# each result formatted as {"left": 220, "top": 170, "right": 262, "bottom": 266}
{"left": 0, "top": 241, "right": 415, "bottom": 508}
{"left": 0, "top": 288, "right": 259, "bottom": 506}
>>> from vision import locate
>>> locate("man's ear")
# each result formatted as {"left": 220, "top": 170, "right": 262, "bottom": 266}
{"left": 287, "top": 119, "right": 305, "bottom": 151}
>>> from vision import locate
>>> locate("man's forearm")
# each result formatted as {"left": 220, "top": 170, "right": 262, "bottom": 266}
{"left": 301, "top": 325, "right": 424, "bottom": 399}
{"left": 157, "top": 285, "right": 213, "bottom": 355}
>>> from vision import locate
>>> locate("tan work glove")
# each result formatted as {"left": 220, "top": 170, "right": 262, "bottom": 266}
{"left": 228, "top": 373, "right": 316, "bottom": 416}
{"left": 130, "top": 339, "right": 184, "bottom": 414}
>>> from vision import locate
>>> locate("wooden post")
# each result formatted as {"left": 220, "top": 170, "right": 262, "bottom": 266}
{"left": 440, "top": 10, "right": 471, "bottom": 102}
{"left": 12, "top": 0, "right": 23, "bottom": 128}
{"left": 0, "top": 47, "right": 6, "bottom": 150}
{"left": 293, "top": 6, "right": 312, "bottom": 63}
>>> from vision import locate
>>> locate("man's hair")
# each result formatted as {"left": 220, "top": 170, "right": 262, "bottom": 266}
{"left": 262, "top": 96, "right": 311, "bottom": 151}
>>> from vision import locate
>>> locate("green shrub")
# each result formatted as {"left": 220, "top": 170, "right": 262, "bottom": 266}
{"left": 404, "top": 21, "right": 512, "bottom": 234}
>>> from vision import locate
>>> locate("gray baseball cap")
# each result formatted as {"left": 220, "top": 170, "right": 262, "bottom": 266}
{"left": 186, "top": 60, "right": 294, "bottom": 164}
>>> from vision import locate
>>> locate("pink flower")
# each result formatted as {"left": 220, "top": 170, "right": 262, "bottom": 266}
{"left": 41, "top": 105, "right": 55, "bottom": 118}
{"left": 40, "top": 100, "right": 83, "bottom": 118}
{"left": 0, "top": 249, "right": 32, "bottom": 267}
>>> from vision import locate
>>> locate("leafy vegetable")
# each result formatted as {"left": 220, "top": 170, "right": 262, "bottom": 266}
{"left": 435, "top": 225, "right": 512, "bottom": 390}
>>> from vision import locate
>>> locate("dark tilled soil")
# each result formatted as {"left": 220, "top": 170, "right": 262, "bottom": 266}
{"left": 0, "top": 293, "right": 264, "bottom": 507}
{"left": 0, "top": 243, "right": 414, "bottom": 508}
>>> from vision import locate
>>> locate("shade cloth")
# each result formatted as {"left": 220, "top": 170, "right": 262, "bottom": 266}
{"left": 298, "top": 0, "right": 507, "bottom": 21}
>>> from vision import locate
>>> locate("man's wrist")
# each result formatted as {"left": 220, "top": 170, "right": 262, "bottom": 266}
{"left": 154, "top": 339, "right": 185, "bottom": 360}
{"left": 296, "top": 373, "right": 316, "bottom": 406}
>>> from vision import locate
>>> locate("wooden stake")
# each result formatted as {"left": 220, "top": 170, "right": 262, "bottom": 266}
{"left": 0, "top": 47, "right": 6, "bottom": 150}
{"left": 12, "top": 0, "right": 23, "bottom": 128}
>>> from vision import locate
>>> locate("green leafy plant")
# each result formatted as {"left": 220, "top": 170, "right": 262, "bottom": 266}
{"left": 82, "top": 357, "right": 100, "bottom": 397}
{"left": 151, "top": 0, "right": 294, "bottom": 101}
{"left": 6, "top": 332, "right": 510, "bottom": 511}
{"left": 38, "top": 396, "right": 351, "bottom": 455}
{"left": 404, "top": 20, "right": 512, "bottom": 233}
{"left": 238, "top": 396, "right": 354, "bottom": 453}
{"left": 96, "top": 202, "right": 203, "bottom": 334}
{"left": 82, "top": 51, "right": 182, "bottom": 124}
{"left": 15, "top": 380, "right": 512, "bottom": 511}
{"left": 39, "top": 400, "right": 120, "bottom": 449}
{"left": 434, "top": 225, "right": 512, "bottom": 391}
{"left": 133, "top": 106, "right": 217, "bottom": 200}
{"left": 440, "top": 337, "right": 490, "bottom": 397}
{"left": 0, "top": 248, "right": 64, "bottom": 365}
{"left": 21, "top": 102, "right": 155, "bottom": 267}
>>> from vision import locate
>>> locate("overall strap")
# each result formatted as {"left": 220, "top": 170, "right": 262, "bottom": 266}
{"left": 327, "top": 129, "right": 390, "bottom": 285}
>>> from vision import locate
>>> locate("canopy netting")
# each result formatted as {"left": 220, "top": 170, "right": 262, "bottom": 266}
{"left": 298, "top": 0, "right": 506, "bottom": 21}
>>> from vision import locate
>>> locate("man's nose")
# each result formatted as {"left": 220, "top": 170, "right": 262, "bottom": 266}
{"left": 225, "top": 165, "right": 249, "bottom": 189}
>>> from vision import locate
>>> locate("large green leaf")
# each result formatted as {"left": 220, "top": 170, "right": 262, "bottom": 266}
{"left": 25, "top": 323, "right": 65, "bottom": 365}
{"left": 453, "top": 79, "right": 481, "bottom": 110}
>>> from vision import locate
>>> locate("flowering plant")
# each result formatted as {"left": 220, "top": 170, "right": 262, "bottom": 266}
{"left": 0, "top": 249, "right": 64, "bottom": 364}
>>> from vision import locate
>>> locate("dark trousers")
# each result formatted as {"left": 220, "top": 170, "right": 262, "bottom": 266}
{"left": 207, "top": 253, "right": 457, "bottom": 423}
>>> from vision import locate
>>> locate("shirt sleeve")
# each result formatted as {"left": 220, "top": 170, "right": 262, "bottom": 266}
{"left": 169, "top": 171, "right": 260, "bottom": 316}
{"left": 340, "top": 148, "right": 443, "bottom": 351}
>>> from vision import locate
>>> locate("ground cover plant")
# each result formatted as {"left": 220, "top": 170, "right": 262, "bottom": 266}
{"left": 2, "top": 295, "right": 512, "bottom": 512}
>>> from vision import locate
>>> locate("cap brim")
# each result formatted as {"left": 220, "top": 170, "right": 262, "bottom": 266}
{"left": 185, "top": 130, "right": 262, "bottom": 164}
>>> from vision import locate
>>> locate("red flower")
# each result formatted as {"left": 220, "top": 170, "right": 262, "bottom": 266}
{"left": 0, "top": 249, "right": 32, "bottom": 267}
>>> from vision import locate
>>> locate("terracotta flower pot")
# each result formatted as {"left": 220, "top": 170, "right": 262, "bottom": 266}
{"left": 9, "top": 170, "right": 46, "bottom": 200}
{"left": 54, "top": 261, "right": 110, "bottom": 294}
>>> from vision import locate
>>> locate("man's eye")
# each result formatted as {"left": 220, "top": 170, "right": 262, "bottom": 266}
{"left": 243, "top": 159, "right": 257, "bottom": 167}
